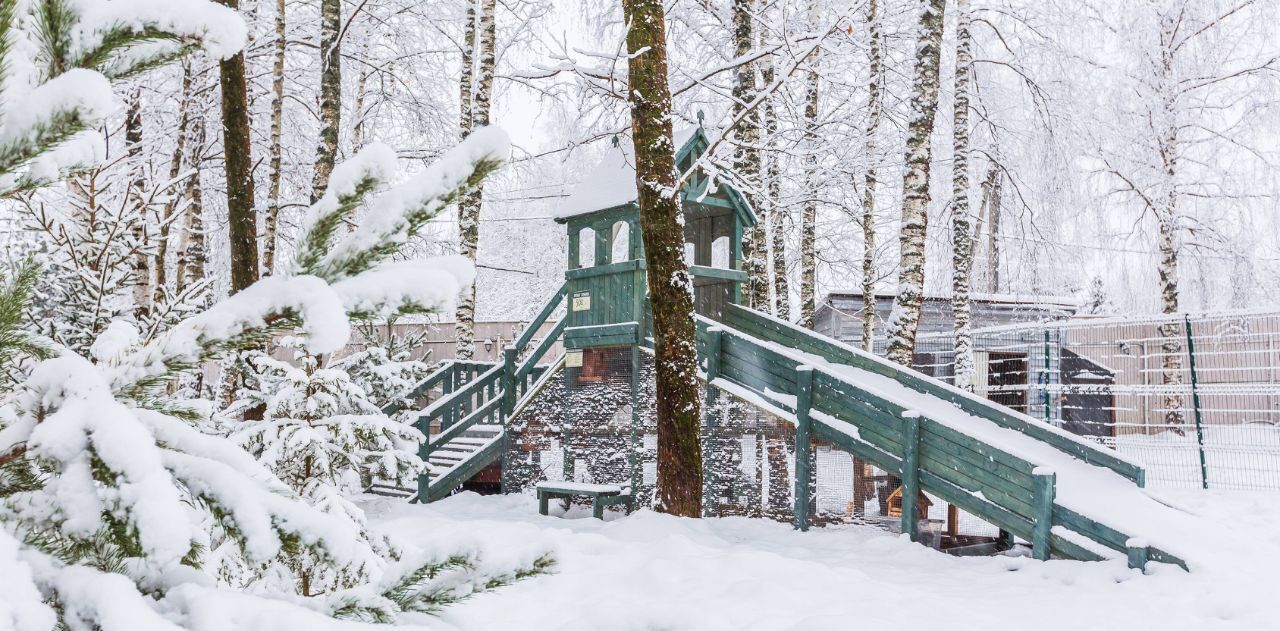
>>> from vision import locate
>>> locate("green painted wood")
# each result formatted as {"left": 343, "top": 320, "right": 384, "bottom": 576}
{"left": 1053, "top": 505, "right": 1129, "bottom": 553}
{"left": 564, "top": 322, "right": 639, "bottom": 349}
{"left": 426, "top": 436, "right": 504, "bottom": 502}
{"left": 430, "top": 397, "right": 502, "bottom": 448}
{"left": 1047, "top": 531, "right": 1108, "bottom": 563}
{"left": 794, "top": 366, "right": 814, "bottom": 531}
{"left": 516, "top": 318, "right": 566, "bottom": 381}
{"left": 688, "top": 265, "right": 748, "bottom": 282}
{"left": 1127, "top": 542, "right": 1149, "bottom": 571}
{"left": 382, "top": 360, "right": 456, "bottom": 415}
{"left": 901, "top": 413, "right": 921, "bottom": 541}
{"left": 810, "top": 418, "right": 902, "bottom": 478}
{"left": 1147, "top": 547, "right": 1189, "bottom": 571}
{"left": 918, "top": 431, "right": 1036, "bottom": 492}
{"left": 512, "top": 282, "right": 567, "bottom": 351}
{"left": 1032, "top": 471, "right": 1056, "bottom": 561}
{"left": 918, "top": 469, "right": 1035, "bottom": 542}
{"left": 722, "top": 304, "right": 1145, "bottom": 486}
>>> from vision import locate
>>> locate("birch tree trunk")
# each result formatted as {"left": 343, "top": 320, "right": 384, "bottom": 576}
{"left": 981, "top": 163, "right": 1001, "bottom": 293}
{"left": 860, "top": 0, "right": 883, "bottom": 352}
{"left": 1156, "top": 17, "right": 1185, "bottom": 429}
{"left": 217, "top": 0, "right": 258, "bottom": 294}
{"left": 125, "top": 90, "right": 150, "bottom": 322}
{"left": 885, "top": 0, "right": 947, "bottom": 366}
{"left": 621, "top": 0, "right": 702, "bottom": 517}
{"left": 155, "top": 65, "right": 193, "bottom": 305}
{"left": 454, "top": 0, "right": 496, "bottom": 360}
{"left": 950, "top": 0, "right": 976, "bottom": 391}
{"left": 263, "top": 0, "right": 285, "bottom": 275}
{"left": 761, "top": 36, "right": 788, "bottom": 319}
{"left": 176, "top": 117, "right": 207, "bottom": 297}
{"left": 798, "top": 57, "right": 819, "bottom": 329}
{"left": 732, "top": 0, "right": 767, "bottom": 310}
{"left": 310, "top": 0, "right": 342, "bottom": 202}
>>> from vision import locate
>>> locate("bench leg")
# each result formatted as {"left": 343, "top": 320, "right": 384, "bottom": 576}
{"left": 593, "top": 497, "right": 605, "bottom": 520}
{"left": 539, "top": 492, "right": 549, "bottom": 516}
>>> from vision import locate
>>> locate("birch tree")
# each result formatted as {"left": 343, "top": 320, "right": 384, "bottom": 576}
{"left": 455, "top": 0, "right": 498, "bottom": 359}
{"left": 311, "top": 0, "right": 342, "bottom": 201}
{"left": 859, "top": 0, "right": 883, "bottom": 352}
{"left": 950, "top": 0, "right": 976, "bottom": 390}
{"left": 885, "top": 0, "right": 947, "bottom": 366}
{"left": 263, "top": 0, "right": 286, "bottom": 274}
{"left": 733, "top": 0, "right": 768, "bottom": 310}
{"left": 621, "top": 0, "right": 703, "bottom": 517}
{"left": 797, "top": 37, "right": 820, "bottom": 328}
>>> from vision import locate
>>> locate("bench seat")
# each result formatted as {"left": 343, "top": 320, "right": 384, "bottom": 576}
{"left": 536, "top": 482, "right": 633, "bottom": 519}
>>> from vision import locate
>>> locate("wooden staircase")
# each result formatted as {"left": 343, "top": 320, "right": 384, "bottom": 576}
{"left": 375, "top": 283, "right": 567, "bottom": 503}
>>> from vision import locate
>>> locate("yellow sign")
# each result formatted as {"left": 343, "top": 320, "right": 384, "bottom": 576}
{"left": 572, "top": 291, "right": 591, "bottom": 311}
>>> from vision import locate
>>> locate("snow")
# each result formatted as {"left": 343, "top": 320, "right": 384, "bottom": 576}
{"left": 556, "top": 128, "right": 699, "bottom": 219}
{"left": 363, "top": 491, "right": 1280, "bottom": 631}
{"left": 331, "top": 256, "right": 476, "bottom": 318}
{"left": 535, "top": 481, "right": 625, "bottom": 494}
{"left": 73, "top": 0, "right": 249, "bottom": 60}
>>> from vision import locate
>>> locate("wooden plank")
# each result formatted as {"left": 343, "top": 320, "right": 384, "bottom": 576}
{"left": 427, "top": 437, "right": 503, "bottom": 502}
{"left": 1048, "top": 531, "right": 1108, "bottom": 562}
{"left": 516, "top": 318, "right": 566, "bottom": 381}
{"left": 919, "top": 429, "right": 1036, "bottom": 492}
{"left": 512, "top": 282, "right": 567, "bottom": 351}
{"left": 794, "top": 366, "right": 814, "bottom": 531}
{"left": 1052, "top": 505, "right": 1129, "bottom": 553}
{"left": 724, "top": 304, "right": 1145, "bottom": 486}
{"left": 901, "top": 413, "right": 921, "bottom": 541}
{"left": 689, "top": 265, "right": 748, "bottom": 282}
{"left": 918, "top": 470, "right": 1035, "bottom": 542}
{"left": 1032, "top": 471, "right": 1056, "bottom": 561}
{"left": 917, "top": 442, "right": 1038, "bottom": 520}
{"left": 923, "top": 421, "right": 1039, "bottom": 482}
{"left": 810, "top": 417, "right": 902, "bottom": 477}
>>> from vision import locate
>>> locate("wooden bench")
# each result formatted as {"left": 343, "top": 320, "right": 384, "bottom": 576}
{"left": 536, "top": 482, "right": 633, "bottom": 519}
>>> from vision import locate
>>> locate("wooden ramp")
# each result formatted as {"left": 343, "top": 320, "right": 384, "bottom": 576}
{"left": 697, "top": 304, "right": 1190, "bottom": 571}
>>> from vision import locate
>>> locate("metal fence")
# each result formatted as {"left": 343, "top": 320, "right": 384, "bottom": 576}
{"left": 912, "top": 310, "right": 1280, "bottom": 491}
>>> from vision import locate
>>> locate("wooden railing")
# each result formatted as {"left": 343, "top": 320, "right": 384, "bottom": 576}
{"left": 696, "top": 309, "right": 1187, "bottom": 570}
{"left": 403, "top": 282, "right": 568, "bottom": 501}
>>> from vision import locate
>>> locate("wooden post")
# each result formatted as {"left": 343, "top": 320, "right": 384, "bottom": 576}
{"left": 499, "top": 346, "right": 518, "bottom": 493}
{"left": 416, "top": 410, "right": 432, "bottom": 503}
{"left": 794, "top": 366, "right": 814, "bottom": 531}
{"left": 703, "top": 328, "right": 724, "bottom": 517}
{"left": 901, "top": 411, "right": 921, "bottom": 541}
{"left": 1032, "top": 469, "right": 1056, "bottom": 561}
{"left": 1126, "top": 538, "right": 1149, "bottom": 572}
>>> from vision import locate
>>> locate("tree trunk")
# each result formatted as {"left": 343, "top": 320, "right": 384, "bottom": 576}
{"left": 622, "top": 0, "right": 702, "bottom": 517}
{"left": 217, "top": 0, "right": 258, "bottom": 294}
{"left": 760, "top": 32, "right": 788, "bottom": 320}
{"left": 454, "top": 0, "right": 496, "bottom": 360}
{"left": 310, "top": 0, "right": 342, "bottom": 202}
{"left": 1155, "top": 14, "right": 1184, "bottom": 430}
{"left": 798, "top": 24, "right": 820, "bottom": 329}
{"left": 732, "top": 0, "right": 767, "bottom": 310}
{"left": 352, "top": 40, "right": 371, "bottom": 151}
{"left": 950, "top": 0, "right": 976, "bottom": 391}
{"left": 155, "top": 65, "right": 193, "bottom": 306}
{"left": 176, "top": 117, "right": 207, "bottom": 296}
{"left": 125, "top": 90, "right": 151, "bottom": 322}
{"left": 884, "top": 0, "right": 947, "bottom": 366}
{"left": 263, "top": 0, "right": 285, "bottom": 275}
{"left": 981, "top": 163, "right": 1001, "bottom": 293}
{"left": 860, "top": 0, "right": 882, "bottom": 352}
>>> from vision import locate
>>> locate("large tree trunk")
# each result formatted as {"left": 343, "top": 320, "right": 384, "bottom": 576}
{"left": 732, "top": 0, "right": 767, "bottom": 310}
{"left": 125, "top": 90, "right": 151, "bottom": 322}
{"left": 310, "top": 0, "right": 342, "bottom": 202}
{"left": 884, "top": 0, "right": 947, "bottom": 366}
{"left": 263, "top": 0, "right": 286, "bottom": 275}
{"left": 950, "top": 0, "right": 976, "bottom": 391}
{"left": 1155, "top": 14, "right": 1185, "bottom": 431}
{"left": 797, "top": 6, "right": 821, "bottom": 329}
{"left": 454, "top": 0, "right": 496, "bottom": 360}
{"left": 217, "top": 0, "right": 258, "bottom": 294}
{"left": 860, "top": 0, "right": 883, "bottom": 352}
{"left": 622, "top": 0, "right": 702, "bottom": 517}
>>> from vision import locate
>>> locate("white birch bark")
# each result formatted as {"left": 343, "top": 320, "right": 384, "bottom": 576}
{"left": 950, "top": 0, "right": 976, "bottom": 391}
{"left": 860, "top": 0, "right": 883, "bottom": 352}
{"left": 263, "top": 0, "right": 285, "bottom": 274}
{"left": 885, "top": 0, "right": 947, "bottom": 366}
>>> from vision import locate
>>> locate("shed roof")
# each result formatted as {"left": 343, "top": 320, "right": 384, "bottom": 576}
{"left": 555, "top": 126, "right": 756, "bottom": 227}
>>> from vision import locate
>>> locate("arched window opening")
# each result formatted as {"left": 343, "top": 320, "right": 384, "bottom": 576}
{"left": 579, "top": 227, "right": 596, "bottom": 267}
{"left": 611, "top": 221, "right": 630, "bottom": 263}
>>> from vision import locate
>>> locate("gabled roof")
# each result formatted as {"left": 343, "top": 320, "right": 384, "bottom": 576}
{"left": 555, "top": 126, "right": 757, "bottom": 227}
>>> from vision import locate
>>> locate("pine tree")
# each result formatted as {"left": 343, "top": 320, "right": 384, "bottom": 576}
{"left": 885, "top": 0, "right": 948, "bottom": 366}
{"left": 621, "top": 0, "right": 703, "bottom": 517}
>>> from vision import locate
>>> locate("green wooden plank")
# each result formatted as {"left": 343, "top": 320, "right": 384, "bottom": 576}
{"left": 723, "top": 304, "right": 1145, "bottom": 486}
{"left": 516, "top": 318, "right": 566, "bottom": 381}
{"left": 1052, "top": 505, "right": 1129, "bottom": 553}
{"left": 565, "top": 259, "right": 645, "bottom": 280}
{"left": 809, "top": 392, "right": 906, "bottom": 456}
{"left": 689, "top": 265, "right": 748, "bottom": 282}
{"left": 923, "top": 420, "right": 1039, "bottom": 481}
{"left": 919, "top": 430, "right": 1036, "bottom": 492}
{"left": 426, "top": 437, "right": 503, "bottom": 502}
{"left": 901, "top": 414, "right": 921, "bottom": 541}
{"left": 918, "top": 444, "right": 1038, "bottom": 519}
{"left": 794, "top": 367, "right": 814, "bottom": 531}
{"left": 1032, "top": 472, "right": 1056, "bottom": 561}
{"left": 918, "top": 470, "right": 1035, "bottom": 542}
{"left": 810, "top": 417, "right": 902, "bottom": 477}
{"left": 512, "top": 282, "right": 567, "bottom": 351}
{"left": 1047, "top": 531, "right": 1108, "bottom": 562}
{"left": 1147, "top": 547, "right": 1189, "bottom": 571}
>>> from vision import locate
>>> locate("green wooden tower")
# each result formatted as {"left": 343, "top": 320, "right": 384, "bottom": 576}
{"left": 554, "top": 125, "right": 758, "bottom": 353}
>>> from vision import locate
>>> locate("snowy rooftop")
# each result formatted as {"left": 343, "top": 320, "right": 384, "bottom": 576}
{"left": 556, "top": 127, "right": 700, "bottom": 220}
{"left": 823, "top": 289, "right": 1081, "bottom": 308}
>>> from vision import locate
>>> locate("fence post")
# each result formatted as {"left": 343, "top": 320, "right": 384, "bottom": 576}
{"left": 1184, "top": 316, "right": 1209, "bottom": 490}
{"left": 793, "top": 365, "right": 814, "bottom": 531}
{"left": 703, "top": 329, "right": 723, "bottom": 518}
{"left": 417, "top": 410, "right": 432, "bottom": 503}
{"left": 1032, "top": 469, "right": 1056, "bottom": 561}
{"left": 1043, "top": 328, "right": 1052, "bottom": 422}
{"left": 1126, "top": 538, "right": 1149, "bottom": 572}
{"left": 900, "top": 411, "right": 921, "bottom": 542}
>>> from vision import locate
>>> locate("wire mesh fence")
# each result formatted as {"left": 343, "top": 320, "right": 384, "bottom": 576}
{"left": 912, "top": 310, "right": 1280, "bottom": 490}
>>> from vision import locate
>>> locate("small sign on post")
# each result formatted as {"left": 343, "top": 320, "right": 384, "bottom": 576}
{"left": 571, "top": 291, "right": 592, "bottom": 311}
{"left": 565, "top": 349, "right": 584, "bottom": 368}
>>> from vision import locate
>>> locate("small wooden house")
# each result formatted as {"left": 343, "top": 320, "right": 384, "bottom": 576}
{"left": 553, "top": 126, "right": 758, "bottom": 352}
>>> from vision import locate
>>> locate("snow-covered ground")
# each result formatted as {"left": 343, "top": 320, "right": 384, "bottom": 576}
{"left": 365, "top": 490, "right": 1280, "bottom": 631}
